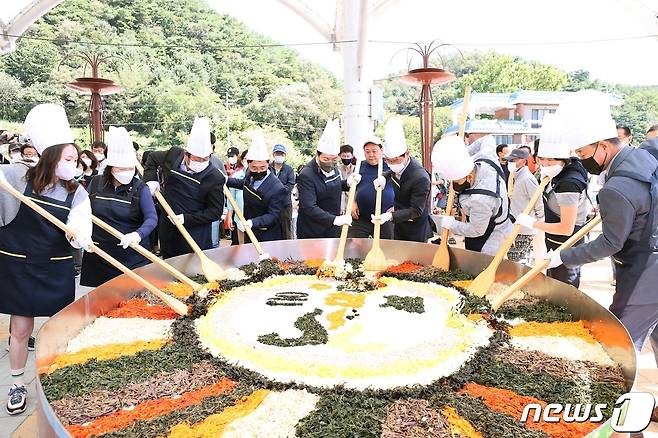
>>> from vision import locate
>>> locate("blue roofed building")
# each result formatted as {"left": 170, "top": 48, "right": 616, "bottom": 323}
{"left": 444, "top": 90, "right": 623, "bottom": 145}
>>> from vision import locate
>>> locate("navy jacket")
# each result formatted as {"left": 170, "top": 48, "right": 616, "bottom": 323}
{"left": 270, "top": 163, "right": 296, "bottom": 199}
{"left": 355, "top": 161, "right": 395, "bottom": 217}
{"left": 227, "top": 171, "right": 288, "bottom": 242}
{"left": 384, "top": 157, "right": 432, "bottom": 242}
{"left": 296, "top": 158, "right": 348, "bottom": 239}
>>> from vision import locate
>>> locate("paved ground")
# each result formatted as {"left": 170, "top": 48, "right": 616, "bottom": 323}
{"left": 1, "top": 231, "right": 656, "bottom": 437}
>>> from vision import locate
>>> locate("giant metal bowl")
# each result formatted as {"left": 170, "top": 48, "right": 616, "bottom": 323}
{"left": 34, "top": 239, "right": 637, "bottom": 437}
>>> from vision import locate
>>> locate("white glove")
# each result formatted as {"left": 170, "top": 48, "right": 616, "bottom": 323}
{"left": 333, "top": 214, "right": 353, "bottom": 227}
{"left": 169, "top": 214, "right": 184, "bottom": 225}
{"left": 70, "top": 235, "right": 93, "bottom": 252}
{"left": 373, "top": 175, "right": 387, "bottom": 190}
{"left": 515, "top": 213, "right": 537, "bottom": 229}
{"left": 439, "top": 215, "right": 456, "bottom": 230}
{"left": 544, "top": 250, "right": 563, "bottom": 269}
{"left": 347, "top": 173, "right": 362, "bottom": 187}
{"left": 245, "top": 219, "right": 253, "bottom": 229}
{"left": 119, "top": 232, "right": 141, "bottom": 249}
{"left": 371, "top": 212, "right": 393, "bottom": 225}
{"left": 221, "top": 208, "right": 228, "bottom": 221}
{"left": 259, "top": 252, "right": 271, "bottom": 261}
{"left": 146, "top": 181, "right": 160, "bottom": 196}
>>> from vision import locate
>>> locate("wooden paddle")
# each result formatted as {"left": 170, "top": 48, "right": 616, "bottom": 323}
{"left": 222, "top": 185, "right": 268, "bottom": 259}
{"left": 490, "top": 215, "right": 602, "bottom": 311}
{"left": 467, "top": 176, "right": 550, "bottom": 297}
{"left": 507, "top": 170, "right": 515, "bottom": 199}
{"left": 135, "top": 162, "right": 226, "bottom": 281}
{"left": 91, "top": 215, "right": 205, "bottom": 292}
{"left": 0, "top": 177, "right": 189, "bottom": 316}
{"left": 334, "top": 159, "right": 362, "bottom": 262}
{"left": 432, "top": 85, "right": 472, "bottom": 270}
{"left": 363, "top": 159, "right": 387, "bottom": 272}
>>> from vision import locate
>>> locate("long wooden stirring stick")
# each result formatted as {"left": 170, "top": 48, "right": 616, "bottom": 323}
{"left": 334, "top": 159, "right": 362, "bottom": 262}
{"left": 363, "top": 158, "right": 387, "bottom": 271}
{"left": 432, "top": 85, "right": 472, "bottom": 270}
{"left": 222, "top": 185, "right": 268, "bottom": 258}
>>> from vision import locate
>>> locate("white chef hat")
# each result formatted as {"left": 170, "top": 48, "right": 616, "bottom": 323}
{"left": 105, "top": 126, "right": 137, "bottom": 167}
{"left": 24, "top": 104, "right": 75, "bottom": 154}
{"left": 432, "top": 135, "right": 474, "bottom": 180}
{"left": 555, "top": 89, "right": 618, "bottom": 150}
{"left": 186, "top": 117, "right": 212, "bottom": 157}
{"left": 317, "top": 119, "right": 340, "bottom": 155}
{"left": 383, "top": 118, "right": 407, "bottom": 158}
{"left": 245, "top": 130, "right": 269, "bottom": 161}
{"left": 537, "top": 113, "right": 571, "bottom": 159}
{"left": 363, "top": 135, "right": 383, "bottom": 148}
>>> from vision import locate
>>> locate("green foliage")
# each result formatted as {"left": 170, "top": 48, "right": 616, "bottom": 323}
{"left": 611, "top": 86, "right": 658, "bottom": 140}
{"left": 0, "top": 0, "right": 341, "bottom": 157}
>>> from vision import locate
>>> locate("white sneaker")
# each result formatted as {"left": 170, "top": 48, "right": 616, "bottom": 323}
{"left": 6, "top": 384, "right": 27, "bottom": 415}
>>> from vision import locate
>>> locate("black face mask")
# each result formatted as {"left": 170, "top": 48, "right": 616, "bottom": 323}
{"left": 452, "top": 180, "right": 471, "bottom": 192}
{"left": 341, "top": 158, "right": 353, "bottom": 166}
{"left": 319, "top": 161, "right": 336, "bottom": 173}
{"left": 581, "top": 143, "right": 606, "bottom": 175}
{"left": 251, "top": 170, "right": 267, "bottom": 181}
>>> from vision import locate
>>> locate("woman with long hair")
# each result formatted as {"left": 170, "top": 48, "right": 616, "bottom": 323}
{"left": 0, "top": 104, "right": 92, "bottom": 415}
{"left": 80, "top": 127, "right": 157, "bottom": 287}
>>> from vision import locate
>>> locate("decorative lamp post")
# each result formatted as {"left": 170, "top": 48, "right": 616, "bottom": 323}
{"left": 400, "top": 41, "right": 457, "bottom": 171}
{"left": 65, "top": 53, "right": 123, "bottom": 144}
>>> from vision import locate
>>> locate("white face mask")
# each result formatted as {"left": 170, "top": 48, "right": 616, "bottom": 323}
{"left": 507, "top": 162, "right": 518, "bottom": 173}
{"left": 24, "top": 157, "right": 38, "bottom": 167}
{"left": 82, "top": 158, "right": 92, "bottom": 167}
{"left": 274, "top": 156, "right": 285, "bottom": 164}
{"left": 113, "top": 169, "right": 135, "bottom": 185}
{"left": 94, "top": 152, "right": 105, "bottom": 162}
{"left": 540, "top": 163, "right": 564, "bottom": 180}
{"left": 56, "top": 160, "right": 78, "bottom": 181}
{"left": 74, "top": 167, "right": 83, "bottom": 178}
{"left": 188, "top": 159, "right": 209, "bottom": 173}
{"left": 228, "top": 156, "right": 238, "bottom": 165}
{"left": 388, "top": 160, "right": 407, "bottom": 174}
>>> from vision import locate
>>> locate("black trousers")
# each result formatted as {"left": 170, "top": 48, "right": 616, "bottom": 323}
{"left": 609, "top": 301, "right": 658, "bottom": 366}
{"left": 348, "top": 217, "right": 394, "bottom": 239}
{"left": 280, "top": 205, "right": 293, "bottom": 240}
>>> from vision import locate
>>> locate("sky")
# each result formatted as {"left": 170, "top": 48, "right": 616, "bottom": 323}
{"left": 209, "top": 0, "right": 658, "bottom": 86}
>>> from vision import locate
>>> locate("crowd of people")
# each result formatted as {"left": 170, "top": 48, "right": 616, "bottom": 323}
{"left": 0, "top": 90, "right": 657, "bottom": 417}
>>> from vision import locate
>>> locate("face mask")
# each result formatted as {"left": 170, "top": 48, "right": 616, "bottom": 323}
{"left": 540, "top": 164, "right": 564, "bottom": 179}
{"left": 188, "top": 159, "right": 209, "bottom": 173}
{"left": 274, "top": 156, "right": 285, "bottom": 164}
{"left": 452, "top": 179, "right": 471, "bottom": 192}
{"left": 94, "top": 152, "right": 105, "bottom": 162}
{"left": 341, "top": 158, "right": 353, "bottom": 166}
{"left": 56, "top": 160, "right": 78, "bottom": 181}
{"left": 228, "top": 156, "right": 238, "bottom": 165}
{"left": 113, "top": 169, "right": 135, "bottom": 185}
{"left": 82, "top": 158, "right": 92, "bottom": 167}
{"left": 388, "top": 161, "right": 406, "bottom": 174}
{"left": 507, "top": 162, "right": 517, "bottom": 173}
{"left": 318, "top": 161, "right": 336, "bottom": 173}
{"left": 251, "top": 170, "right": 267, "bottom": 181}
{"left": 24, "top": 157, "right": 38, "bottom": 167}
{"left": 74, "top": 167, "right": 83, "bottom": 178}
{"left": 581, "top": 144, "right": 606, "bottom": 175}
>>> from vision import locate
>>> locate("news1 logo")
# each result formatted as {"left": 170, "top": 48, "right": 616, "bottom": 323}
{"left": 520, "top": 392, "right": 655, "bottom": 433}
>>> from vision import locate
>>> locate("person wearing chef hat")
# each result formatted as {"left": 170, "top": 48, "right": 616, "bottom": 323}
{"left": 514, "top": 113, "right": 590, "bottom": 288}
{"left": 0, "top": 103, "right": 92, "bottom": 415}
{"left": 432, "top": 134, "right": 512, "bottom": 255}
{"left": 543, "top": 90, "right": 658, "bottom": 365}
{"left": 144, "top": 117, "right": 225, "bottom": 259}
{"left": 349, "top": 136, "right": 395, "bottom": 239}
{"left": 226, "top": 131, "right": 289, "bottom": 243}
{"left": 80, "top": 127, "right": 158, "bottom": 287}
{"left": 297, "top": 119, "right": 360, "bottom": 239}
{"left": 371, "top": 118, "right": 432, "bottom": 242}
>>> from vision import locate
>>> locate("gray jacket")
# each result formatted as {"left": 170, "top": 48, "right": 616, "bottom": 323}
{"left": 510, "top": 166, "right": 544, "bottom": 235}
{"left": 639, "top": 138, "right": 658, "bottom": 162}
{"left": 561, "top": 146, "right": 658, "bottom": 305}
{"left": 452, "top": 135, "right": 513, "bottom": 256}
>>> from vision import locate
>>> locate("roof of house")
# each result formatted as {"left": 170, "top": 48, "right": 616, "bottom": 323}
{"left": 443, "top": 119, "right": 541, "bottom": 136}
{"left": 450, "top": 89, "right": 624, "bottom": 111}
